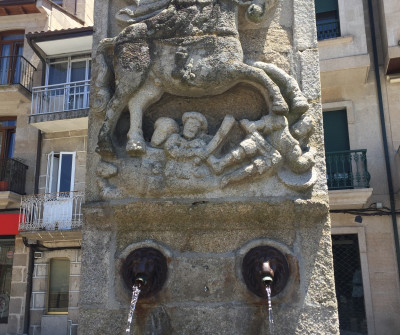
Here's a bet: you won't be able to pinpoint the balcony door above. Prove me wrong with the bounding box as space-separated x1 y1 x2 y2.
323 110 352 189
44 152 76 229
45 56 91 113
0 31 24 85
0 118 16 187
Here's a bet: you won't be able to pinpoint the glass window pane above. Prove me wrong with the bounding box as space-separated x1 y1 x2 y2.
1 34 24 41
0 121 16 127
0 132 3 159
48 62 68 85
7 132 14 158
0 238 15 323
58 154 73 193
0 45 11 85
70 61 86 82
48 259 70 313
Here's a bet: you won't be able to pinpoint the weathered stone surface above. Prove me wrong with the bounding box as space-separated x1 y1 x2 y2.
81 0 339 334
88 0 318 199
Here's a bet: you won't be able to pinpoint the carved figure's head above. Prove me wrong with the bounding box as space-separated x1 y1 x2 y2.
242 246 289 297
122 247 168 298
151 117 179 147
182 112 208 140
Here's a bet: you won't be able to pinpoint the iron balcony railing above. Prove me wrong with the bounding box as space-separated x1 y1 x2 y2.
317 19 341 40
31 80 90 115
0 158 28 195
0 55 36 92
19 191 84 232
326 150 370 190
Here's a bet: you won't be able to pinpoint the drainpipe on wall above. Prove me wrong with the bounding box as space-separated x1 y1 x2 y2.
34 130 42 194
22 238 35 335
367 0 400 284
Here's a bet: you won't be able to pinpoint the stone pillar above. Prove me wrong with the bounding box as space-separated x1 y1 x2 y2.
80 0 339 333
7 237 29 335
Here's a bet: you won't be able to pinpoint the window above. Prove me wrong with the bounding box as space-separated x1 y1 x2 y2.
48 258 70 314
0 118 16 160
0 31 24 85
315 0 340 40
46 55 91 86
323 110 354 189
45 55 91 111
52 0 63 6
43 152 76 229
45 152 76 194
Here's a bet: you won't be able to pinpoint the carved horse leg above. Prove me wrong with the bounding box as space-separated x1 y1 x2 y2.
96 93 131 157
126 79 164 156
223 62 290 115
250 61 309 114
267 126 315 174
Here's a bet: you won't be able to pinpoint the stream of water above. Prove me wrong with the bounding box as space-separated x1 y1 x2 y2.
125 285 141 335
266 285 274 334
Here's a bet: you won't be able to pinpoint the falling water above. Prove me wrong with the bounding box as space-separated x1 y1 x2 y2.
125 285 141 335
266 285 274 334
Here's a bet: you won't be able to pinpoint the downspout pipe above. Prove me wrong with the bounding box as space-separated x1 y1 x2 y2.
22 238 34 335
367 0 400 283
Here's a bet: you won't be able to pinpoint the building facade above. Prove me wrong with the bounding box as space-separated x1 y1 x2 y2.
0 0 399 334
0 0 92 334
317 0 400 333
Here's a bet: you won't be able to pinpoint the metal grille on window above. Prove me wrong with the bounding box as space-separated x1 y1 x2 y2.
332 234 368 335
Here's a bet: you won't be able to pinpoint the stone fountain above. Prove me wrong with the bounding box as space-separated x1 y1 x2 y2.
80 0 340 333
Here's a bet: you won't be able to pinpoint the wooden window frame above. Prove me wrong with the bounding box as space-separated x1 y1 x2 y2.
0 116 16 160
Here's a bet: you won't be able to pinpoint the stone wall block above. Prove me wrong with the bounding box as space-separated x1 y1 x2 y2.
299 49 322 100
79 229 113 306
34 264 48 278
33 292 46 309
293 0 318 51
8 297 23 315
12 253 29 267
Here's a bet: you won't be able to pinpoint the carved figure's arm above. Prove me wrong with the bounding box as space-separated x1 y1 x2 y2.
165 136 208 160
116 0 172 24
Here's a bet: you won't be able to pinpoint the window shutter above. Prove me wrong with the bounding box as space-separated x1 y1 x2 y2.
315 0 338 14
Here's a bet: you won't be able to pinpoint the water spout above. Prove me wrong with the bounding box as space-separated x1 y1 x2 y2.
265 284 274 334
125 284 141 335
261 262 275 334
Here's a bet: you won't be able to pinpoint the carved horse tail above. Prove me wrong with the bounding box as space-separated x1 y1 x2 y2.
92 38 116 113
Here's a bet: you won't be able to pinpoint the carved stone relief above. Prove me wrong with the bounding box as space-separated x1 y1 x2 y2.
92 0 317 198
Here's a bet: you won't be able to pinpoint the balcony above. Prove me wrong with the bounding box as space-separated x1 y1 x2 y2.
29 80 90 132
317 19 341 41
0 55 36 107
0 158 28 209
19 191 84 241
326 150 373 209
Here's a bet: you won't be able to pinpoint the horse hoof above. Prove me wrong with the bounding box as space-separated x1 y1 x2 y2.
126 139 147 156
292 96 309 114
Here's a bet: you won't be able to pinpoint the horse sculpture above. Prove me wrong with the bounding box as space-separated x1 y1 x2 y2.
94 0 309 157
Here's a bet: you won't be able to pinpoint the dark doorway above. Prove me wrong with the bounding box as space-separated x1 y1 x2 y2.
332 234 368 334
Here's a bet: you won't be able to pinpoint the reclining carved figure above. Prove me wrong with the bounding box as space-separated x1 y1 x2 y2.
94 0 309 158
